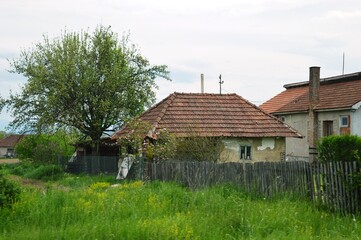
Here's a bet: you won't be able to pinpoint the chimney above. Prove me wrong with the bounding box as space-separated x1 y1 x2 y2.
201 73 204 93
308 66 320 163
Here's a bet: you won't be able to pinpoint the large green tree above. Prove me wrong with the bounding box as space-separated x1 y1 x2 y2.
5 26 170 152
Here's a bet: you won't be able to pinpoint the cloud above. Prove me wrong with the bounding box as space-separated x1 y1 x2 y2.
1 0 361 130
322 10 361 20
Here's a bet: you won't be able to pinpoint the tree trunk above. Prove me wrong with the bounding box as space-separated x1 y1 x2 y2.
91 140 100 174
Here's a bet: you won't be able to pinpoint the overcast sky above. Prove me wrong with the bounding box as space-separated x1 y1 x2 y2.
1 0 361 131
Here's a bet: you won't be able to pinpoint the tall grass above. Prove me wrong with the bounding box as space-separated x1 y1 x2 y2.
0 177 360 240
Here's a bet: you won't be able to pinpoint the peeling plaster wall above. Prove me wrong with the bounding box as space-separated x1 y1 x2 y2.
220 137 285 162
257 138 275 150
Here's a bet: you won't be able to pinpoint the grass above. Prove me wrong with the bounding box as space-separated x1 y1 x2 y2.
0 170 360 240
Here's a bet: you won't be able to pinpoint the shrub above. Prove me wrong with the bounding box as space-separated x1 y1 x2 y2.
117 119 225 162
318 135 361 163
0 173 21 208
146 129 177 161
15 130 76 164
318 135 361 196
24 165 64 181
174 136 224 162
6 162 38 177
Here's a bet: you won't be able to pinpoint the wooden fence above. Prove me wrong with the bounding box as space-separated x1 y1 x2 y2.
137 160 360 215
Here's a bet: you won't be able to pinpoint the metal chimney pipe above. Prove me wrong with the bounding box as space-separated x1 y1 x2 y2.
201 73 204 93
308 66 320 163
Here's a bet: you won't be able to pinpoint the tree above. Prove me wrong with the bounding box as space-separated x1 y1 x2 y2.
0 131 6 140
5 25 170 153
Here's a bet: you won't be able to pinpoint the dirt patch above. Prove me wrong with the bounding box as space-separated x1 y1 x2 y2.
8 175 48 190
0 159 20 164
8 175 69 191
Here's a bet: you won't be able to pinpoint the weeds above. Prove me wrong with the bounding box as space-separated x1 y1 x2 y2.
0 177 360 239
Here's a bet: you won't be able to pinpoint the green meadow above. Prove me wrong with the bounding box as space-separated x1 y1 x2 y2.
0 172 360 239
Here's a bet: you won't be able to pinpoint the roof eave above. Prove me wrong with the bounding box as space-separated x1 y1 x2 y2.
273 106 355 115
284 72 361 89
272 110 308 115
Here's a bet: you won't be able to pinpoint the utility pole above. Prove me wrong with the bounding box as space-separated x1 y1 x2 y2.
342 52 345 75
219 74 224 94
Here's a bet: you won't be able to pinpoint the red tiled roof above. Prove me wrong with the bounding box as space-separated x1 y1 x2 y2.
112 92 302 139
260 72 361 114
259 87 308 113
0 134 26 147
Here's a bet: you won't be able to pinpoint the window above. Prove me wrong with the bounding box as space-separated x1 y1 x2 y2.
323 121 333 137
240 145 252 160
340 116 349 127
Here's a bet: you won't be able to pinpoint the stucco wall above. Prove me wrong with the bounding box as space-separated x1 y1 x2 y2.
0 147 7 157
220 137 285 162
351 104 361 135
281 110 353 158
317 110 350 135
282 113 309 158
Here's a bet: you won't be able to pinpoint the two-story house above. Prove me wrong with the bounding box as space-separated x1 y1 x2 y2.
260 67 361 161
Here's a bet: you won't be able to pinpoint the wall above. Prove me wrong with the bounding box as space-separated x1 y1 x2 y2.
220 137 285 162
351 103 361 135
317 110 350 136
282 113 309 158
281 110 352 159
0 147 7 157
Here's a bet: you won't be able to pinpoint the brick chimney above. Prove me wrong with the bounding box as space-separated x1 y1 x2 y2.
308 66 320 163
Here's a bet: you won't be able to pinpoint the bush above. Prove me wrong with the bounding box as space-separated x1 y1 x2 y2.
318 135 361 195
5 162 38 177
24 165 64 181
174 136 224 162
0 173 21 208
318 135 361 163
15 130 76 164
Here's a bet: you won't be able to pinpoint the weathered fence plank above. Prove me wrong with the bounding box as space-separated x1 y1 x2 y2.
139 160 360 215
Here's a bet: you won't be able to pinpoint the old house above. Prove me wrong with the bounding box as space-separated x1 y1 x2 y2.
260 67 361 161
112 92 302 162
0 134 26 158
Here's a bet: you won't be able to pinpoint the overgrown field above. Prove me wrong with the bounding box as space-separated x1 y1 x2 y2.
0 165 360 239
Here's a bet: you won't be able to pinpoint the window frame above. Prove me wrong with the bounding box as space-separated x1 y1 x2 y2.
240 145 252 160
323 120 333 137
340 116 349 128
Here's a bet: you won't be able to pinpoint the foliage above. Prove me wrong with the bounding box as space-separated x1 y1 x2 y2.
0 173 21 209
0 162 65 181
146 129 177 161
15 130 76 164
0 179 360 239
318 135 361 197
318 135 361 163
117 120 177 161
24 164 64 181
174 135 225 162
118 120 224 162
117 119 154 157
0 131 6 140
5 25 170 147
0 162 36 176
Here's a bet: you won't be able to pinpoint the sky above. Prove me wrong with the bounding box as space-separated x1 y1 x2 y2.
1 0 361 132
